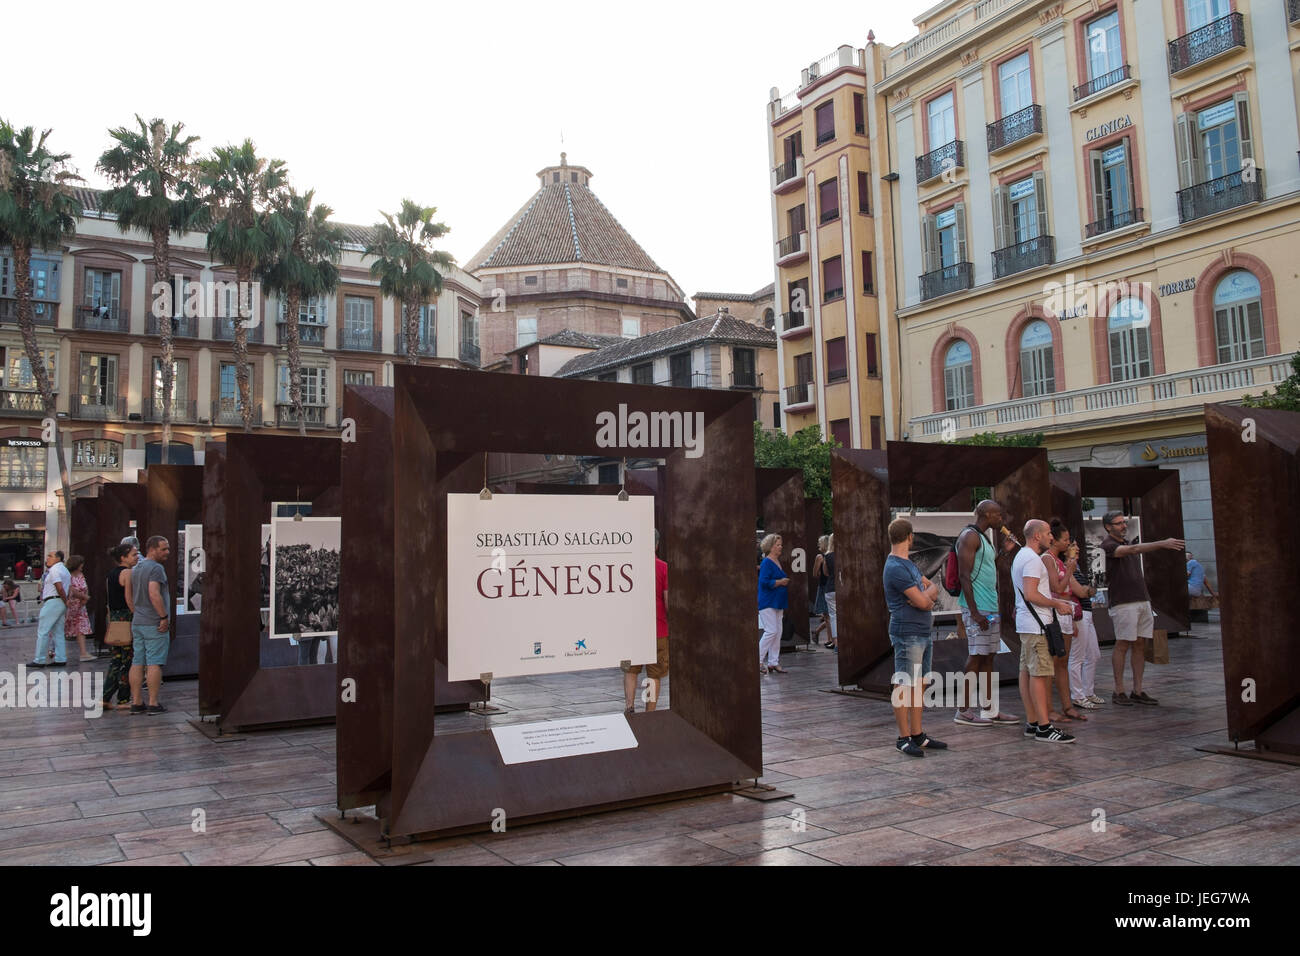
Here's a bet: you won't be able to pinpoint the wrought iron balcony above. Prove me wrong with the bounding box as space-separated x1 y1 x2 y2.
779 310 808 334
992 234 1055 279
0 389 49 416
277 320 325 345
71 395 127 421
775 232 808 264
0 298 57 326
1074 64 1131 102
1168 12 1246 75
772 157 803 192
276 403 328 429
1085 207 1144 238
146 314 199 338
662 371 711 389
74 305 128 332
819 205 840 224
395 333 437 357
730 370 763 390
823 284 844 303
1176 170 1262 223
339 329 379 352
916 140 964 185
460 341 481 366
986 105 1043 153
214 402 251 426
919 261 973 301
214 317 265 343
144 398 197 423
783 381 815 409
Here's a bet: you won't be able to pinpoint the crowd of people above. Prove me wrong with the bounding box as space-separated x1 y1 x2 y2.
756 500 1191 756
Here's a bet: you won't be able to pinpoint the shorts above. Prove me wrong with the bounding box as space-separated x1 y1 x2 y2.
961 608 1000 655
1019 632 1053 677
1109 601 1153 642
131 623 170 667
890 632 932 686
626 637 669 680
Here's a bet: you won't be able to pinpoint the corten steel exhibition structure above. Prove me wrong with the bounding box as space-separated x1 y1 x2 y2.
338 366 761 839
755 467 810 647
198 435 343 731
1205 403 1300 759
832 443 1051 693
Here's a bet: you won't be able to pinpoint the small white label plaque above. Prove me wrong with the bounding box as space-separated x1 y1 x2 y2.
491 714 638 765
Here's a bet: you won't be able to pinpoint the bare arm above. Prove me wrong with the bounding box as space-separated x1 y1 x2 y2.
147 580 168 621
1023 574 1072 614
121 568 135 614
1042 553 1066 592
956 529 984 622
904 579 939 611
1113 537 1185 558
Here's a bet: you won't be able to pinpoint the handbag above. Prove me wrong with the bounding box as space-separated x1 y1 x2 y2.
104 620 133 647
1018 586 1066 658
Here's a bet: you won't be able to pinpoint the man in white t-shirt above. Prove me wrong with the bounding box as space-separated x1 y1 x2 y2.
31 551 71 667
1012 520 1076 744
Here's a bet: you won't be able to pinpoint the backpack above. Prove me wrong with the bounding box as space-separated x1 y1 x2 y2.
942 524 981 596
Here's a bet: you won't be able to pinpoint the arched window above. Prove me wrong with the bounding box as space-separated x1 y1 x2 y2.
763 307 775 329
1213 270 1264 364
1108 296 1152 382
943 340 974 411
1019 319 1055 397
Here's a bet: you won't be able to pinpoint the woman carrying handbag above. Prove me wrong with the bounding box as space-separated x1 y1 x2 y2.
102 542 139 711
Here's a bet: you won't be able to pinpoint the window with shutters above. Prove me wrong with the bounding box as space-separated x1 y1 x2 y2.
920 205 971 299
218 362 254 416
943 341 974 411
822 257 844 302
343 296 375 349
998 52 1032 116
992 176 1052 277
794 352 814 385
853 94 866 134
927 91 956 148
787 278 809 316
733 348 756 388
869 416 882 450
857 171 870 214
819 179 839 223
152 357 190 412
815 102 835 145
85 268 121 317
1009 176 1040 243
6 350 56 391
279 294 326 324
783 131 803 164
1086 140 1138 235
278 365 326 405
861 251 874 295
826 338 847 382
830 418 851 449
79 354 117 407
1175 94 1256 221
787 203 807 236
622 317 640 338
1212 271 1266 364
936 209 958 268
0 445 45 490
1085 9 1123 81
669 352 692 388
865 333 879 377
343 369 374 387
1019 320 1056 397
1107 297 1152 382
1198 99 1241 182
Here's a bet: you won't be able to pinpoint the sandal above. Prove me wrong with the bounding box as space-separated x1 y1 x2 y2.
1050 711 1073 723
1063 708 1088 721
824 641 836 650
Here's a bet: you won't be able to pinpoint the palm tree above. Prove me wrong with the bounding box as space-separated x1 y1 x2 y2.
97 117 204 464
363 200 453 365
200 140 288 431
0 121 82 550
259 188 343 435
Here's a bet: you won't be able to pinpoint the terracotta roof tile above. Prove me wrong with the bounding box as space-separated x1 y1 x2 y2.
555 314 776 378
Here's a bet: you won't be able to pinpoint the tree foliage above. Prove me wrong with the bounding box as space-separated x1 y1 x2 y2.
753 423 835 531
1243 352 1300 412
363 199 453 365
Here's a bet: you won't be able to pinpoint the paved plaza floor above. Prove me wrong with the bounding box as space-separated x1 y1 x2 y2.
2 617 1297 866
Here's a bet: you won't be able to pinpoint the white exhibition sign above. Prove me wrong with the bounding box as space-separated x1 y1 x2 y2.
446 492 656 682
491 714 639 765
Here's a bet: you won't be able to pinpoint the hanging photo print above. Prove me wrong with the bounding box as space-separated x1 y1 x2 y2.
270 516 340 641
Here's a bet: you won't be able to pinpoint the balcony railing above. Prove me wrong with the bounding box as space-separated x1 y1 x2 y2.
395 333 437 357
819 206 840 224
71 395 127 421
460 341 481 366
276 403 328 429
783 381 815 408
146 314 199 338
214 403 251 426
992 235 1055 279
339 329 379 352
0 389 49 416
911 352 1295 439
662 372 711 389
1074 64 1132 102
277 320 325 346
1176 170 1262 224
772 156 803 191
730 371 763 390
214 317 265 343
1168 12 1246 75
0 299 57 326
916 140 964 185
1085 207 1145 239
919 261 973 301
986 105 1042 153
779 310 807 334
74 305 128 333
144 398 197 423
775 231 808 264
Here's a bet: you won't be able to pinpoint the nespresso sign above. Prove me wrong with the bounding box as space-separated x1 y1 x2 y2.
1086 114 1133 142
1 438 43 448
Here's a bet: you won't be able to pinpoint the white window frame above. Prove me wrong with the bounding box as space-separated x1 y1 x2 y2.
1019 321 1055 397
1086 9 1122 80
927 91 956 148
516 316 538 348
998 52 1032 116
1213 271 1265 364
278 365 327 406
943 340 974 411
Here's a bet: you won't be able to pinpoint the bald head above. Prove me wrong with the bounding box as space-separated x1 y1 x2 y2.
1023 518 1048 539
974 499 1004 529
1023 518 1051 553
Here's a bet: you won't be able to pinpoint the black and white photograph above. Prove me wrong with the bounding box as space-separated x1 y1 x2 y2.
270 516 340 640
182 523 204 613
271 501 314 519
260 523 272 613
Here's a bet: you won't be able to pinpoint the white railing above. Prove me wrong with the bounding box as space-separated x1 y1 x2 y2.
771 88 800 119
975 0 1016 20
903 14 964 62
805 46 856 84
908 352 1294 438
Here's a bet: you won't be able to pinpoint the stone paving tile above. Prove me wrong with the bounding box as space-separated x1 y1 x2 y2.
1023 821 1178 862
557 834 735 866
0 811 154 852
1186 784 1300 814
797 826 962 865
933 841 1091 865
688 814 837 855
1093 849 1204 866
115 815 291 860
711 845 836 866
184 829 354 866
986 790 1138 826
894 807 1055 849
0 835 126 866
309 850 381 866
1110 799 1254 837
1155 823 1300 866
1061 775 1206 808
141 793 294 828
105 853 192 866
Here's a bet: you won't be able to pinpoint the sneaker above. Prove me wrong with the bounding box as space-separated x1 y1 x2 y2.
896 737 925 757
47 661 66 667
146 704 167 715
1131 691 1159 706
1112 692 1134 706
953 710 993 726
988 712 1021 724
1035 724 1076 744
129 704 147 715
1024 722 1038 738
913 733 947 750
1087 694 1105 705
27 660 47 668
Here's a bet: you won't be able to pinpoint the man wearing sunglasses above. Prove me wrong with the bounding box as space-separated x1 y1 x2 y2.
1100 512 1184 706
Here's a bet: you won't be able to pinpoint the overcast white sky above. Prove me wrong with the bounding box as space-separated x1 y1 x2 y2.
8 0 929 302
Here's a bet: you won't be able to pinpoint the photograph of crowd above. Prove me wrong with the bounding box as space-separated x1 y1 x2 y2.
183 523 204 613
270 516 340 640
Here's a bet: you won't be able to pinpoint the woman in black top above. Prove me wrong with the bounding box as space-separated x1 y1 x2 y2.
810 535 830 645
102 542 138 710
823 534 838 650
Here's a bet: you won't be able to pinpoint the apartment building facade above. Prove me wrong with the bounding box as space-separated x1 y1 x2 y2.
879 0 1300 583
0 188 480 555
767 44 898 453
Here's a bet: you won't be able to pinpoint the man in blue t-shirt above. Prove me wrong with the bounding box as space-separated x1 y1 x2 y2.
883 517 947 757
1186 553 1215 598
